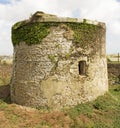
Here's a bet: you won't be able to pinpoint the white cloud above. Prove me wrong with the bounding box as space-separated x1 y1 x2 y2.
0 0 120 55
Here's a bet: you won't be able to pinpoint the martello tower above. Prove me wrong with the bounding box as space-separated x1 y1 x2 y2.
11 11 108 109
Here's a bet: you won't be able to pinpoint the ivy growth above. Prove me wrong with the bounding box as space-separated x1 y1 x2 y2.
66 22 102 48
12 22 51 46
12 21 102 48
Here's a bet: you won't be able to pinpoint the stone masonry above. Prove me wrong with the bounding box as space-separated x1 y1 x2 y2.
11 11 108 109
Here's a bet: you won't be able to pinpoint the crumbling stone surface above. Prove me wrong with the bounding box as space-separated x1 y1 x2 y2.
11 12 108 109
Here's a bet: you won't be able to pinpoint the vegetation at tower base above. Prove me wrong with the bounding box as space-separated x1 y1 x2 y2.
0 85 120 128
12 21 102 48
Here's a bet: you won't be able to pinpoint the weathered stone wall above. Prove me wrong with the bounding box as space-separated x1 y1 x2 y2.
11 12 108 109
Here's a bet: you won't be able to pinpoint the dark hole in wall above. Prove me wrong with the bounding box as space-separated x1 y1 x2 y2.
78 61 86 75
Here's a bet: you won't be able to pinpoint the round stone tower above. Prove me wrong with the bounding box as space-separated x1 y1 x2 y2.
11 11 108 109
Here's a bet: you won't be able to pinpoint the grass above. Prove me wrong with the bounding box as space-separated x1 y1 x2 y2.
108 61 120 64
0 85 119 128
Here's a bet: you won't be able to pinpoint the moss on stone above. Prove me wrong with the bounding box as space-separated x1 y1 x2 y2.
12 22 51 46
48 55 56 63
12 21 102 48
66 22 102 48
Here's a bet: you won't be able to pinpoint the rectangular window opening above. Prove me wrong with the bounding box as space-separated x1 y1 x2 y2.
78 60 86 75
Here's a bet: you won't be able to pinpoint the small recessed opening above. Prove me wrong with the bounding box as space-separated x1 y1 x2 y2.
78 60 86 75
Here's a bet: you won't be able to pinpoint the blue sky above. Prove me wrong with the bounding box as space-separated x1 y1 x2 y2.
0 0 20 4
0 0 10 4
0 0 120 55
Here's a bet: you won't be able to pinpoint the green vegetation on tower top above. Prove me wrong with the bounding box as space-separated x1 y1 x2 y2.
12 22 51 46
12 21 103 47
